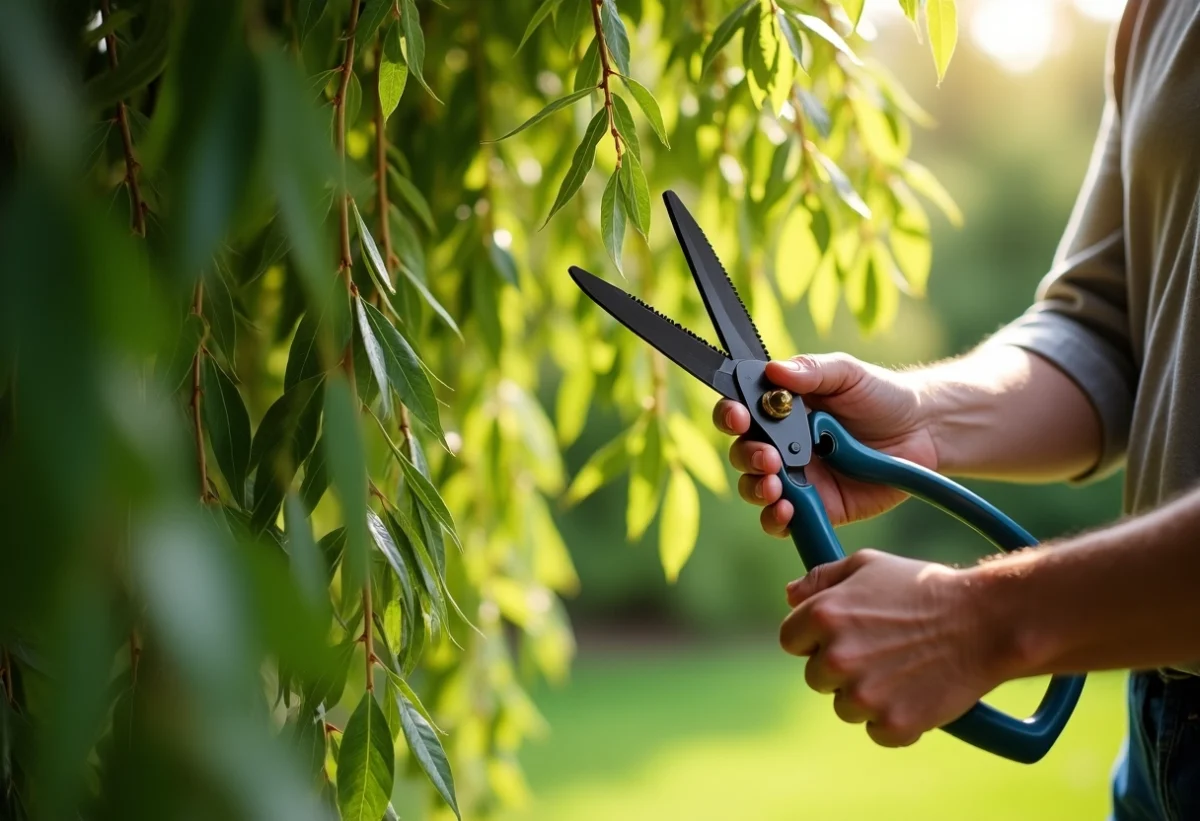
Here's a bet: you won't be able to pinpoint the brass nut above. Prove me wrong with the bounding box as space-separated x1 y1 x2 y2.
760 389 793 419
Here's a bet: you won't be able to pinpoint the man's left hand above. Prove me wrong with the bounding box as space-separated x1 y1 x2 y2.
780 549 1009 748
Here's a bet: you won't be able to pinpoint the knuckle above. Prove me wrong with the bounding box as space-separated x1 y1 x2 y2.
846 683 881 715
822 647 855 677
807 600 841 632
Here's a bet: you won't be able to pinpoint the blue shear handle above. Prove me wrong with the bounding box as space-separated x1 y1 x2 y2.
776 411 1085 765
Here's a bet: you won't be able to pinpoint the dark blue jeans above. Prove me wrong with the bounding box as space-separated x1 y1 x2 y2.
1110 672 1200 820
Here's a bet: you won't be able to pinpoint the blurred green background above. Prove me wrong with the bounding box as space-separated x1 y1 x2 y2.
494 1 1129 818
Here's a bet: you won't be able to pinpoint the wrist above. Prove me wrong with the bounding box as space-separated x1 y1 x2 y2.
960 557 1057 681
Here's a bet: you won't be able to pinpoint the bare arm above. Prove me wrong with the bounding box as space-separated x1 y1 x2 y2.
918 344 1103 482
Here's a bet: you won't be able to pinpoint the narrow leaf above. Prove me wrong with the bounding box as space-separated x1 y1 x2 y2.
618 150 651 237
600 169 626 275
378 20 408 124
202 357 251 505
544 108 607 226
600 0 631 75
619 75 669 147
490 87 594 142
337 693 395 821
659 467 699 582
357 0 397 46
517 0 564 52
702 0 755 74
394 444 457 541
610 93 641 160
901 159 962 226
666 413 729 495
575 37 601 91
391 241 462 336
386 166 435 233
840 0 865 29
401 0 441 102
360 301 446 444
353 200 394 293
627 414 664 540
566 429 631 505
383 667 441 733
777 10 806 68
792 11 862 65
813 150 871 219
927 0 957 83
285 494 326 610
323 375 369 590
398 693 460 818
355 296 393 418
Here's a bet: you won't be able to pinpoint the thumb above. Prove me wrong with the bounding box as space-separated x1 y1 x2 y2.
785 555 860 607
765 354 865 398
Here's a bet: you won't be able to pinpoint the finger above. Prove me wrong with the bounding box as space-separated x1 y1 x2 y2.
866 720 921 749
760 499 793 537
784 555 862 607
712 400 750 435
738 473 782 506
728 439 782 475
803 650 846 695
764 354 865 397
833 690 873 724
779 599 822 657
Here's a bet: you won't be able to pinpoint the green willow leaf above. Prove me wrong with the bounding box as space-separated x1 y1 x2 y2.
702 0 755 74
488 242 519 287
490 87 594 142
900 159 963 226
394 445 457 543
813 150 871 219
386 166 434 233
300 437 329 511
401 0 441 102
840 0 865 29
618 150 651 237
666 413 729 495
600 0 631 76
323 375 369 590
659 467 699 583
378 21 408 124
389 233 461 336
544 108 608 226
398 692 460 818
627 414 664 540
357 0 397 46
359 300 446 444
296 0 329 44
575 37 602 91
285 312 321 389
250 375 325 532
926 0 958 84
898 0 919 23
202 357 251 506
517 0 564 52
792 12 862 66
619 75 669 147
285 493 325 610
776 10 806 69
160 313 206 395
383 667 441 733
203 266 238 368
369 509 418 626
352 200 394 294
600 169 626 275
355 296 393 418
405 436 445 574
337 693 395 821
565 428 631 505
85 0 171 107
345 70 362 128
610 93 641 161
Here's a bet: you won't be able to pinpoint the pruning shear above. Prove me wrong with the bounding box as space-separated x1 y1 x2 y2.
568 190 1084 764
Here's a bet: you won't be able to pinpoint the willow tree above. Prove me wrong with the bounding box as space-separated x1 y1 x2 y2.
0 0 958 818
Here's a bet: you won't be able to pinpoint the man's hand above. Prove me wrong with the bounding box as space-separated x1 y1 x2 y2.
779 550 1007 747
713 353 938 535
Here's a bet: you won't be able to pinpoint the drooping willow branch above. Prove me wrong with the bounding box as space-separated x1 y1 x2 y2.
100 0 146 237
189 281 211 503
589 0 625 167
373 43 396 274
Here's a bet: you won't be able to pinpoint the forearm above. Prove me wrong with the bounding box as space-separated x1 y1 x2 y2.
973 486 1200 676
912 344 1102 482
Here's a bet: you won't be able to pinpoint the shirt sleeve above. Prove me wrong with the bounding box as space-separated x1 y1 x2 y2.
985 96 1138 481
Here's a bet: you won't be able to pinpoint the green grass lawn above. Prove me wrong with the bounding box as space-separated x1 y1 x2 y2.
499 642 1127 821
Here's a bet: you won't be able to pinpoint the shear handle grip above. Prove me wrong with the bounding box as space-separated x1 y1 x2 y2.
777 411 1085 764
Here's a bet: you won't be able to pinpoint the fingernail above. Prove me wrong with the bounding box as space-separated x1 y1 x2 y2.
723 409 736 430
754 480 764 499
775 359 803 372
751 451 765 471
786 579 801 593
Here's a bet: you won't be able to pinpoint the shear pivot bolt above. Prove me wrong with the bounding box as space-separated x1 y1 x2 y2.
760 389 794 419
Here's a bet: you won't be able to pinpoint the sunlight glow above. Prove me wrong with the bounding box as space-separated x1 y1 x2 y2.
970 0 1057 73
1074 0 1127 22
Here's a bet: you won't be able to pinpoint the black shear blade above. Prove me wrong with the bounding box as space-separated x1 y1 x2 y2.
569 266 738 400
663 191 769 362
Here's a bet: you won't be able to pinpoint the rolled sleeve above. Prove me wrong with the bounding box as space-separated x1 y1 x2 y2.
984 98 1137 482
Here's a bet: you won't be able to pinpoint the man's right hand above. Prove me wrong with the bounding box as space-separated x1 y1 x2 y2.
713 353 939 537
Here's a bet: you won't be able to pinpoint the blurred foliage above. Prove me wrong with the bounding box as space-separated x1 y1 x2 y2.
0 0 955 817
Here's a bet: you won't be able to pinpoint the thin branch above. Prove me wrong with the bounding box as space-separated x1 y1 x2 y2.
589 0 624 167
335 0 365 280
101 0 146 237
189 280 212 503
362 580 375 691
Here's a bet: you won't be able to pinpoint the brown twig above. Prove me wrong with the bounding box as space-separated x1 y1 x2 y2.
188 281 212 503
589 0 624 167
101 0 146 237
335 0 364 281
362 579 376 691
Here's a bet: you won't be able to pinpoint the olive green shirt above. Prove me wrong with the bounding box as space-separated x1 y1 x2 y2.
987 2 1199 672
